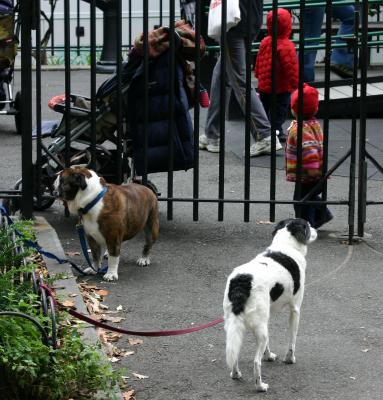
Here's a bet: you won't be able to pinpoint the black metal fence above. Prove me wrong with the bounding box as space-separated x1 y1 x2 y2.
4 0 383 243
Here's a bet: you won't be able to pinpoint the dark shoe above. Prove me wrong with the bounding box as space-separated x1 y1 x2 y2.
278 133 287 143
330 64 353 79
313 209 333 229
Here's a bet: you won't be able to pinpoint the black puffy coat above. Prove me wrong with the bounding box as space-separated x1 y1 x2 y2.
128 50 194 175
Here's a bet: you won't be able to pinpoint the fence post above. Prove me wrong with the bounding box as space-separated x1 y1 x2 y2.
20 0 34 219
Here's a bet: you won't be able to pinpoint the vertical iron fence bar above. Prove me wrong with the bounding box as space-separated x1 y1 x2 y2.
218 0 227 221
167 0 175 220
269 0 278 222
64 0 71 166
357 0 369 237
50 0 54 56
322 0 332 225
35 0 42 208
295 0 305 218
243 0 251 222
348 2 360 244
159 0 163 26
142 0 149 185
20 0 33 218
116 0 123 183
129 0 132 48
77 0 81 56
193 0 201 221
90 0 97 168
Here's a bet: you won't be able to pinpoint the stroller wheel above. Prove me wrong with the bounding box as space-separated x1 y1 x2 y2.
133 178 160 198
14 91 21 135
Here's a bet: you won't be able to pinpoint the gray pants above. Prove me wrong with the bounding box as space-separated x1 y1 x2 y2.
205 30 271 142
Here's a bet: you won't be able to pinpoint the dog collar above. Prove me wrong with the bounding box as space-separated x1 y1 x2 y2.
79 186 108 216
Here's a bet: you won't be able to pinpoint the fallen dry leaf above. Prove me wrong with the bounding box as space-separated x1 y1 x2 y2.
116 305 123 311
132 372 149 380
66 251 81 257
109 357 120 363
100 315 125 323
129 338 144 346
106 332 123 342
122 389 136 400
123 350 135 357
95 289 109 297
61 300 76 309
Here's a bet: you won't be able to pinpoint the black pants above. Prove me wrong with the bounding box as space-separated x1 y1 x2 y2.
259 91 291 137
294 182 332 228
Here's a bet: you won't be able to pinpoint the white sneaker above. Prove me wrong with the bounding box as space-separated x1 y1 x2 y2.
249 136 282 157
199 134 220 153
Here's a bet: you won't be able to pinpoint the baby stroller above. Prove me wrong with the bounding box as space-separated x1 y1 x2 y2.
8 20 205 212
0 0 21 133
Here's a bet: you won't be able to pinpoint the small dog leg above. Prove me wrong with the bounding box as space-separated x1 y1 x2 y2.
264 342 277 362
103 255 119 281
284 306 300 364
137 221 157 267
253 326 269 392
86 236 105 274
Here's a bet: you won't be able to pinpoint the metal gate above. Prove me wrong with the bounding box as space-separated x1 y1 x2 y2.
2 0 382 243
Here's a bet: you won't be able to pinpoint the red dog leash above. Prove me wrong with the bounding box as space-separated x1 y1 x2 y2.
69 309 224 337
40 283 224 337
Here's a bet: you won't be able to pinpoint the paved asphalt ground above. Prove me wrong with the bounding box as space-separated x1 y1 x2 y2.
1 70 383 399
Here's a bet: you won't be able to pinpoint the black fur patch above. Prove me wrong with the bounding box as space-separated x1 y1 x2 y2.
228 274 253 315
286 218 310 244
270 283 284 301
265 250 300 294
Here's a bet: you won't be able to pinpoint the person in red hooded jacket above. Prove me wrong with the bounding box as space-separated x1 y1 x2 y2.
255 8 298 142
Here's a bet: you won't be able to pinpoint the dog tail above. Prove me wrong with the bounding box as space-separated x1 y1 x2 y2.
225 315 246 370
228 273 253 315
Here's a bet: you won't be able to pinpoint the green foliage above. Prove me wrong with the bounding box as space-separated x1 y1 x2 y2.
0 221 121 399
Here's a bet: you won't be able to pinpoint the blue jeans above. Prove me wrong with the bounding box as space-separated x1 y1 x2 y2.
303 6 355 83
205 29 271 141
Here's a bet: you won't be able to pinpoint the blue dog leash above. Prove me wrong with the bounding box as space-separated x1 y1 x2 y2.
1 194 108 276
76 186 109 275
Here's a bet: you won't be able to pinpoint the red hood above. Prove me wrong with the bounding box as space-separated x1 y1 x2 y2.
266 8 292 39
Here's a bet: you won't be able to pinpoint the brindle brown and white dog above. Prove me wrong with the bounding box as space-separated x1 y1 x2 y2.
54 167 159 281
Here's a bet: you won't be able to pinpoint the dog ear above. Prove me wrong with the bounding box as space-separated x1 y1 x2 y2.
76 173 88 190
287 219 308 244
272 218 293 237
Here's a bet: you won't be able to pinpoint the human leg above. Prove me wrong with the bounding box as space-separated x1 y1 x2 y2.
225 30 272 141
274 92 291 141
303 7 325 83
330 5 355 78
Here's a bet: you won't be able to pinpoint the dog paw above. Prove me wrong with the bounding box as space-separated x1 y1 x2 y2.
103 272 118 281
230 370 242 379
255 382 269 392
264 352 277 362
284 350 296 364
136 257 151 267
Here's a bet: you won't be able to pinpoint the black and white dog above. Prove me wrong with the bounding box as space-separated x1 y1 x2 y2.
223 218 317 392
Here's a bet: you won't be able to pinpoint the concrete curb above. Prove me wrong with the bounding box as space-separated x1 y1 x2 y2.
34 216 123 400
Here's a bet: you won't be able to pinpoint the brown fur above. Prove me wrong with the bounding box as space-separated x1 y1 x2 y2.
99 183 159 257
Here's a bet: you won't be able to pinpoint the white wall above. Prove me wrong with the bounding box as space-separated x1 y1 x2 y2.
40 0 181 48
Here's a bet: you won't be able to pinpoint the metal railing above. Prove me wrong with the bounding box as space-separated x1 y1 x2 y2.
5 0 383 243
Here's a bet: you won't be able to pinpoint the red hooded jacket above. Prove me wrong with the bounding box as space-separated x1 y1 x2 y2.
255 8 298 94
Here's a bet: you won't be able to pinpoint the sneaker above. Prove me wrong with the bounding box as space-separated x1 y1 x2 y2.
276 130 287 143
199 134 220 153
313 209 333 229
249 135 282 157
330 64 353 79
